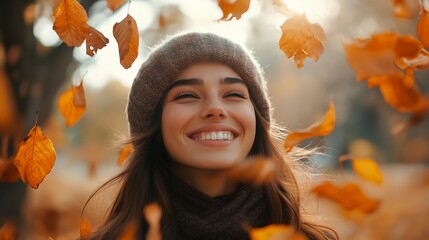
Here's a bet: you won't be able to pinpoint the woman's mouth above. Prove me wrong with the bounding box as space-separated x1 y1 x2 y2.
190 131 235 141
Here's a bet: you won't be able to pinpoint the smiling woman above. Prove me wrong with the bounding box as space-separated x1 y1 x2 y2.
81 32 338 240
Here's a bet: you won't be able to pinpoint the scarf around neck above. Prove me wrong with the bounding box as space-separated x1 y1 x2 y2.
163 175 270 240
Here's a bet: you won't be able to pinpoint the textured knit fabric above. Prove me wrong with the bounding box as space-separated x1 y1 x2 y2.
127 32 271 135
163 175 270 240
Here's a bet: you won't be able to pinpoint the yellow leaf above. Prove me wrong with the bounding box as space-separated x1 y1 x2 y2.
113 14 139 69
86 26 109 57
279 14 326 68
58 80 86 127
118 143 134 165
107 0 126 12
250 224 306 240
13 122 56 189
418 7 429 48
352 158 383 185
284 100 335 152
53 0 89 47
80 218 92 240
217 0 250 21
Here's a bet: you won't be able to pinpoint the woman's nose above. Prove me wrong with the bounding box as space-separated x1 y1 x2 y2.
201 101 226 119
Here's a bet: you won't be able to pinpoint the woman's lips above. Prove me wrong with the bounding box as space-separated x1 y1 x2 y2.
190 131 235 141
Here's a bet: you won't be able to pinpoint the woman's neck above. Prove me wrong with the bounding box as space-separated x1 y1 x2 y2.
171 163 238 197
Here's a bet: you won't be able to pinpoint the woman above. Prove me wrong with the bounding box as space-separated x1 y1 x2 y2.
84 32 337 240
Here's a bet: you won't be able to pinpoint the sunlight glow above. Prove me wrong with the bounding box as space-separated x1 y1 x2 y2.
280 0 340 27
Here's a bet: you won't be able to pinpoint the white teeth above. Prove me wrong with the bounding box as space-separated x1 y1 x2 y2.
192 131 234 141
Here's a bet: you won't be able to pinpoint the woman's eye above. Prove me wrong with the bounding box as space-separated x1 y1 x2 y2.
224 91 247 99
173 91 199 100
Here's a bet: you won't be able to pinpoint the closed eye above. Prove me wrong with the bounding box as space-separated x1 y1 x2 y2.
173 91 200 100
224 90 247 99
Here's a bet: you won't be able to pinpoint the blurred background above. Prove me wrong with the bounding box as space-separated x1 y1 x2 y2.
1 0 428 239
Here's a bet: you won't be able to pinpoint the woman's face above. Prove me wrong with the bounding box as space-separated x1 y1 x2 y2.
162 63 256 170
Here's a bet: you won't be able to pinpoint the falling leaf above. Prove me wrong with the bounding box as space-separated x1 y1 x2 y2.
13 114 56 189
143 202 162 240
225 156 275 185
119 219 137 240
417 7 429 48
53 0 89 47
58 80 86 127
107 0 126 12
118 143 134 165
394 35 421 58
217 0 250 21
395 48 429 71
80 218 92 240
113 14 139 69
249 224 306 240
272 0 297 16
391 0 421 19
284 100 335 152
279 14 327 68
86 26 109 57
312 181 380 213
0 221 17 240
352 158 383 185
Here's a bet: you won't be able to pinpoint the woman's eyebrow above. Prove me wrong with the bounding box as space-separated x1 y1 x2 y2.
168 78 203 91
221 77 246 85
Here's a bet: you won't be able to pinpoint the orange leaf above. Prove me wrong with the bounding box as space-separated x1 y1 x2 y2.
312 181 380 213
86 26 109 57
80 218 92 240
352 158 383 185
119 219 137 240
53 0 89 47
249 224 306 240
13 118 56 189
0 159 20 183
394 35 421 58
118 143 134 165
391 0 421 19
0 221 17 240
107 0 126 12
143 202 162 240
284 100 335 152
395 48 429 71
217 0 250 21
58 80 86 127
113 14 139 69
225 156 275 185
418 7 429 48
279 14 326 69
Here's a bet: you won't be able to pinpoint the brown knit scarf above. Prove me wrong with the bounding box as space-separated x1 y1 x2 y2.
162 175 270 240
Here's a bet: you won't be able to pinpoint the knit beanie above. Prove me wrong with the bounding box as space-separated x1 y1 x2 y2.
127 32 271 135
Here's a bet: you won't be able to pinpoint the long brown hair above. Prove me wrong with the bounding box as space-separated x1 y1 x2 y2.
82 87 338 240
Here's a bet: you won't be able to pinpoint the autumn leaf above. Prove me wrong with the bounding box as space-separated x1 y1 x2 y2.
58 80 86 127
86 26 109 57
119 219 137 240
217 0 250 21
249 224 306 240
279 14 327 68
395 48 429 71
53 0 89 47
284 100 335 152
118 143 134 165
417 7 429 48
113 14 139 69
0 221 17 240
80 218 92 240
107 0 126 12
13 114 56 189
391 0 421 19
143 202 162 240
225 156 275 185
352 158 383 185
394 35 421 59
312 181 380 213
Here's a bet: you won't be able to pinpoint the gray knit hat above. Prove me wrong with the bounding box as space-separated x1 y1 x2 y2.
127 32 271 135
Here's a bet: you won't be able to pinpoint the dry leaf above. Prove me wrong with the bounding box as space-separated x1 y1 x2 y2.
119 219 137 240
107 0 126 12
417 7 429 48
312 181 380 214
352 158 383 185
284 100 335 152
217 0 250 21
118 143 134 165
395 48 429 71
13 116 56 189
58 80 86 127
391 0 421 19
86 26 109 57
80 218 92 240
279 14 327 68
249 224 306 240
225 156 275 185
143 202 162 240
53 0 89 47
113 14 139 69
0 221 17 240
394 35 421 58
